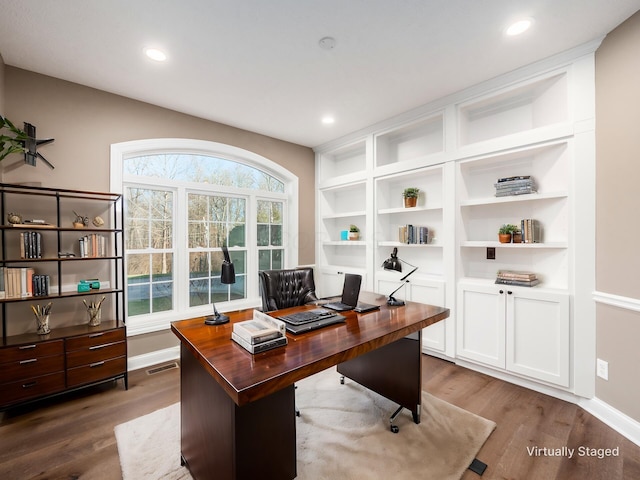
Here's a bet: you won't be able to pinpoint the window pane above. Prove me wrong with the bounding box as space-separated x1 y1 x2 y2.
257 225 269 246
188 222 207 248
272 249 283 269
229 224 245 247
271 225 282 246
128 284 150 316
190 252 210 278
151 253 173 281
189 279 209 307
259 250 270 270
127 254 150 279
152 283 173 312
125 154 284 192
151 220 172 249
126 219 148 250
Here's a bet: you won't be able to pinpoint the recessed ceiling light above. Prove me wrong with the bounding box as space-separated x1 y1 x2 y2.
144 48 167 62
321 116 335 125
318 37 336 50
505 18 533 36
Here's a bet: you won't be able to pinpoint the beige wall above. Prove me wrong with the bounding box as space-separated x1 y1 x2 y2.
595 11 640 421
0 53 5 114
2 67 315 359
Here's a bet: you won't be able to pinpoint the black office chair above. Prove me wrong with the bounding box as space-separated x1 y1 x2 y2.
258 267 319 312
258 267 319 417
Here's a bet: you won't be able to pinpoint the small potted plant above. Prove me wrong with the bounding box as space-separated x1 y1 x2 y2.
402 187 420 208
348 224 360 240
498 224 519 243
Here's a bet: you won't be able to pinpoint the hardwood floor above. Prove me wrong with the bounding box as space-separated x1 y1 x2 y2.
0 355 639 479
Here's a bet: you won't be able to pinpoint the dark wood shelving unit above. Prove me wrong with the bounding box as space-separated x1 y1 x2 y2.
0 183 127 409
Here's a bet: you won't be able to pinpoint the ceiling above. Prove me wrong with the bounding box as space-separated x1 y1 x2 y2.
0 1 638 148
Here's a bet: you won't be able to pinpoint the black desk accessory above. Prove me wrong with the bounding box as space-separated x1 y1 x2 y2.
382 247 418 306
205 246 236 325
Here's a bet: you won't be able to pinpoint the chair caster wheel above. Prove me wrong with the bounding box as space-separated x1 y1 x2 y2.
340 376 345 385
390 425 399 434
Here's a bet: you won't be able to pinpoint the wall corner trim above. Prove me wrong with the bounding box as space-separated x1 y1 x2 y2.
593 290 640 312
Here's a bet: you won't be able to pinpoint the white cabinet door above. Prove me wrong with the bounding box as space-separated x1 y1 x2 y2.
456 284 506 368
506 289 570 387
410 281 447 354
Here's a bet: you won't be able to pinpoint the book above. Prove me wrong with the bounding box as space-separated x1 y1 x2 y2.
232 331 288 353
495 278 540 287
497 270 537 280
233 315 284 344
253 309 287 335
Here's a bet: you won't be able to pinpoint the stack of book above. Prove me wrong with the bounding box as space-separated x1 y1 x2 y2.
232 310 288 354
398 224 429 244
494 175 536 197
0 267 51 299
495 270 540 287
520 219 541 243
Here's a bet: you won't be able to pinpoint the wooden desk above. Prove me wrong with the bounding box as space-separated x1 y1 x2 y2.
171 292 449 480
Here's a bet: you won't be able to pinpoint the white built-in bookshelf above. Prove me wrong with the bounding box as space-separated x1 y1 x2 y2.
315 42 599 397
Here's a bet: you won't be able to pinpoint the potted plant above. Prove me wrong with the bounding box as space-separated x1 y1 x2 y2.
0 116 28 162
402 187 420 208
498 224 518 243
348 224 360 240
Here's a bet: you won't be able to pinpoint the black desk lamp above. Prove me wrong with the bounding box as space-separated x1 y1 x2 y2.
204 246 236 325
382 247 418 306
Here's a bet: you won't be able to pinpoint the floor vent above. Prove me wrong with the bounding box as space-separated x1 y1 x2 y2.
146 362 179 375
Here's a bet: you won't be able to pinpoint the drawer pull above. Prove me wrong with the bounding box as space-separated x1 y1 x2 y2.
19 358 38 365
88 333 105 338
89 344 107 351
18 344 37 350
22 381 37 389
90 361 105 368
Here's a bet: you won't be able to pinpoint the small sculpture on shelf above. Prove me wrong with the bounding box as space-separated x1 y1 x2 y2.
73 211 89 228
7 212 22 224
92 215 105 227
402 187 420 208
32 303 52 335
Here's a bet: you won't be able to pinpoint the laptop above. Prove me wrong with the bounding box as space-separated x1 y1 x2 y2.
323 273 363 312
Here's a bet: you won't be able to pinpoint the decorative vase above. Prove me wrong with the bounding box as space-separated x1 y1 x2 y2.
348 232 359 240
498 233 512 243
404 197 417 208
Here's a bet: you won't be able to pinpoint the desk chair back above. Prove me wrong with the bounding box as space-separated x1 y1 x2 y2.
258 268 319 312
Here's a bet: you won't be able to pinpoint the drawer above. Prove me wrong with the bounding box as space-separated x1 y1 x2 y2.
66 341 126 368
0 354 64 384
66 355 126 388
0 340 64 364
0 372 66 407
65 328 125 351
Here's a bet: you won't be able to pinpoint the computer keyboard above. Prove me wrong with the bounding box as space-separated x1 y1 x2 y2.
277 308 333 325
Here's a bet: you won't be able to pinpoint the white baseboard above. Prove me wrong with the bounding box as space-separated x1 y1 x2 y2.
581 397 640 447
128 346 180 372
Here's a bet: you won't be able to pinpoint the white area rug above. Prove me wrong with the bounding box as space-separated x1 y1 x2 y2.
116 368 495 479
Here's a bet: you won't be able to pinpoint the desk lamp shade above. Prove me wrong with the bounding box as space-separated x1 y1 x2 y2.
205 246 236 325
382 247 402 273
382 247 418 306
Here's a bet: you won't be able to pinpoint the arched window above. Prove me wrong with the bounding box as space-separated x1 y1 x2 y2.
111 139 298 335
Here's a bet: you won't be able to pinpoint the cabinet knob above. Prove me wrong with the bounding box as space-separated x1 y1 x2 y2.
499 290 504 294
507 290 513 295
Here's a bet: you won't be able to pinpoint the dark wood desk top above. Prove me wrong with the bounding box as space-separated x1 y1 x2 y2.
171 292 449 406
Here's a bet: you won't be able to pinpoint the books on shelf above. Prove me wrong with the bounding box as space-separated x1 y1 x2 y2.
520 219 541 243
495 270 539 287
20 231 43 259
79 234 108 258
232 310 287 353
494 175 536 197
398 225 429 244
0 267 51 299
